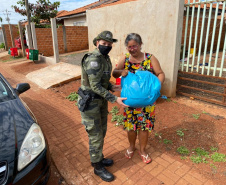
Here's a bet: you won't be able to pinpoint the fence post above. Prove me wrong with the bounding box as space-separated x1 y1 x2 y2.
1 25 8 50
25 24 33 49
31 22 38 50
62 25 67 52
18 22 26 57
51 18 59 63
9 24 15 48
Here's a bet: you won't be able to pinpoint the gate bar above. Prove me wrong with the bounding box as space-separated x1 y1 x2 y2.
213 1 226 76
181 0 190 71
197 0 207 73
185 0 226 6
207 2 219 75
186 0 195 72
191 0 201 72
202 1 213 74
219 31 226 77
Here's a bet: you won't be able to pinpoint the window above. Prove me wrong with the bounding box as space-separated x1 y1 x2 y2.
73 21 86 26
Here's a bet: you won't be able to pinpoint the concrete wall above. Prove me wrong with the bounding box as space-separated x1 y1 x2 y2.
87 0 184 97
64 15 87 26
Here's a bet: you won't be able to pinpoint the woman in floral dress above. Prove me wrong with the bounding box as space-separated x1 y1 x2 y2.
113 33 165 164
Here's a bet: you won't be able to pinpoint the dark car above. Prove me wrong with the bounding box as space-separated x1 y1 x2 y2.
0 73 50 185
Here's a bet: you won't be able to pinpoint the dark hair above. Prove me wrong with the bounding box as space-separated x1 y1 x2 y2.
125 33 143 46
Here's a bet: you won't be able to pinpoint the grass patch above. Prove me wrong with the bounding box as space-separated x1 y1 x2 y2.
177 146 190 156
66 92 79 105
192 114 200 119
163 139 172 145
211 152 226 162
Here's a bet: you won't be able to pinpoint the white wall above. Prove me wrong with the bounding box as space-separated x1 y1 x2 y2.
87 0 184 97
64 15 87 26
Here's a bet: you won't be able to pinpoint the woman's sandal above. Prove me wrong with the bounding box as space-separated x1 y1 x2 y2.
139 152 152 164
125 149 135 159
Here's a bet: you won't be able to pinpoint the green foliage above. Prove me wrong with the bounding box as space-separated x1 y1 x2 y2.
110 106 123 126
66 92 78 101
180 156 187 160
177 129 185 137
211 152 226 162
0 17 2 22
154 132 162 138
0 43 5 49
110 106 119 115
177 146 190 156
192 148 209 156
192 114 200 119
210 147 218 152
163 139 172 145
12 0 60 24
166 98 171 102
210 163 217 169
190 155 209 164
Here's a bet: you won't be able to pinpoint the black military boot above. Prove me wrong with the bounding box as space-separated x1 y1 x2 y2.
101 158 114 167
91 158 114 167
92 162 114 182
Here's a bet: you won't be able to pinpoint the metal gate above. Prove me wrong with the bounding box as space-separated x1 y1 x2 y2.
177 0 226 106
0 30 4 44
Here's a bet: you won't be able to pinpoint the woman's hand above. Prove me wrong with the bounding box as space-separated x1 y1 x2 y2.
116 97 129 108
121 69 129 77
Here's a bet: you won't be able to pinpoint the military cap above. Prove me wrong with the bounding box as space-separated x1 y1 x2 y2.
93 31 118 46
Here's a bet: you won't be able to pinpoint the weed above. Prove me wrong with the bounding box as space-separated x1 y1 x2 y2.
163 139 172 145
210 163 217 170
154 132 162 139
177 146 190 156
66 92 78 101
202 111 208 114
173 100 177 103
177 129 184 137
180 156 187 160
166 98 171 102
210 147 218 152
0 43 5 48
192 114 200 119
110 106 119 115
211 152 226 162
193 148 209 156
190 155 202 164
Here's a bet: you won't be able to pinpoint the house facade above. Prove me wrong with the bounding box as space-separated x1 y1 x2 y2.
56 0 137 26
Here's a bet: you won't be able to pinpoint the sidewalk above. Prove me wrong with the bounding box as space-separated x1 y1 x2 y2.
0 58 219 185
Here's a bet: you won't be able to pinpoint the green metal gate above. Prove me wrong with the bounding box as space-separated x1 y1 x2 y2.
177 0 226 106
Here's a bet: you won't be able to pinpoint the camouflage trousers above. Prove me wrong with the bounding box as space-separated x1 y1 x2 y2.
80 98 108 163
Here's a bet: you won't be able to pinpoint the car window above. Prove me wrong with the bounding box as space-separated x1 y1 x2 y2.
0 80 15 102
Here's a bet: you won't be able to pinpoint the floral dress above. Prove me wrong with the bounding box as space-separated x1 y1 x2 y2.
123 53 156 132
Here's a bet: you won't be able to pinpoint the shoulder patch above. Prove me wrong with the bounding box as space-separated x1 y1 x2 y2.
90 61 99 68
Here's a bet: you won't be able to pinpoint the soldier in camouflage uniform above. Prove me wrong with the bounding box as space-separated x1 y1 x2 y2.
78 31 128 182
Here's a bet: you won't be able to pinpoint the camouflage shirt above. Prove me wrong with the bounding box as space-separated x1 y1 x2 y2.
81 48 117 103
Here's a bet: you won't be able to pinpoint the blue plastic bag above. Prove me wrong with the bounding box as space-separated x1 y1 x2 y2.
121 70 161 108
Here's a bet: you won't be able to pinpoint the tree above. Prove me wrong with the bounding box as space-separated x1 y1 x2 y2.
0 17 2 22
12 0 60 24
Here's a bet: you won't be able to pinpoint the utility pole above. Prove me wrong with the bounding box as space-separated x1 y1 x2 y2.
25 0 33 48
3 9 11 24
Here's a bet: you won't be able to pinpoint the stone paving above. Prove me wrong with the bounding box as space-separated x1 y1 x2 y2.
0 58 215 185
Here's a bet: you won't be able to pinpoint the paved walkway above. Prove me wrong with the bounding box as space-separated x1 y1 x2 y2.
0 59 215 185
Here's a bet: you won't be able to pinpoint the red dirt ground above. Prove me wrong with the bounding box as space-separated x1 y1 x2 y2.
10 61 226 184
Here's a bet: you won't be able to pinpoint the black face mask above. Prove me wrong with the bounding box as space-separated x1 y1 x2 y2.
98 45 112 55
